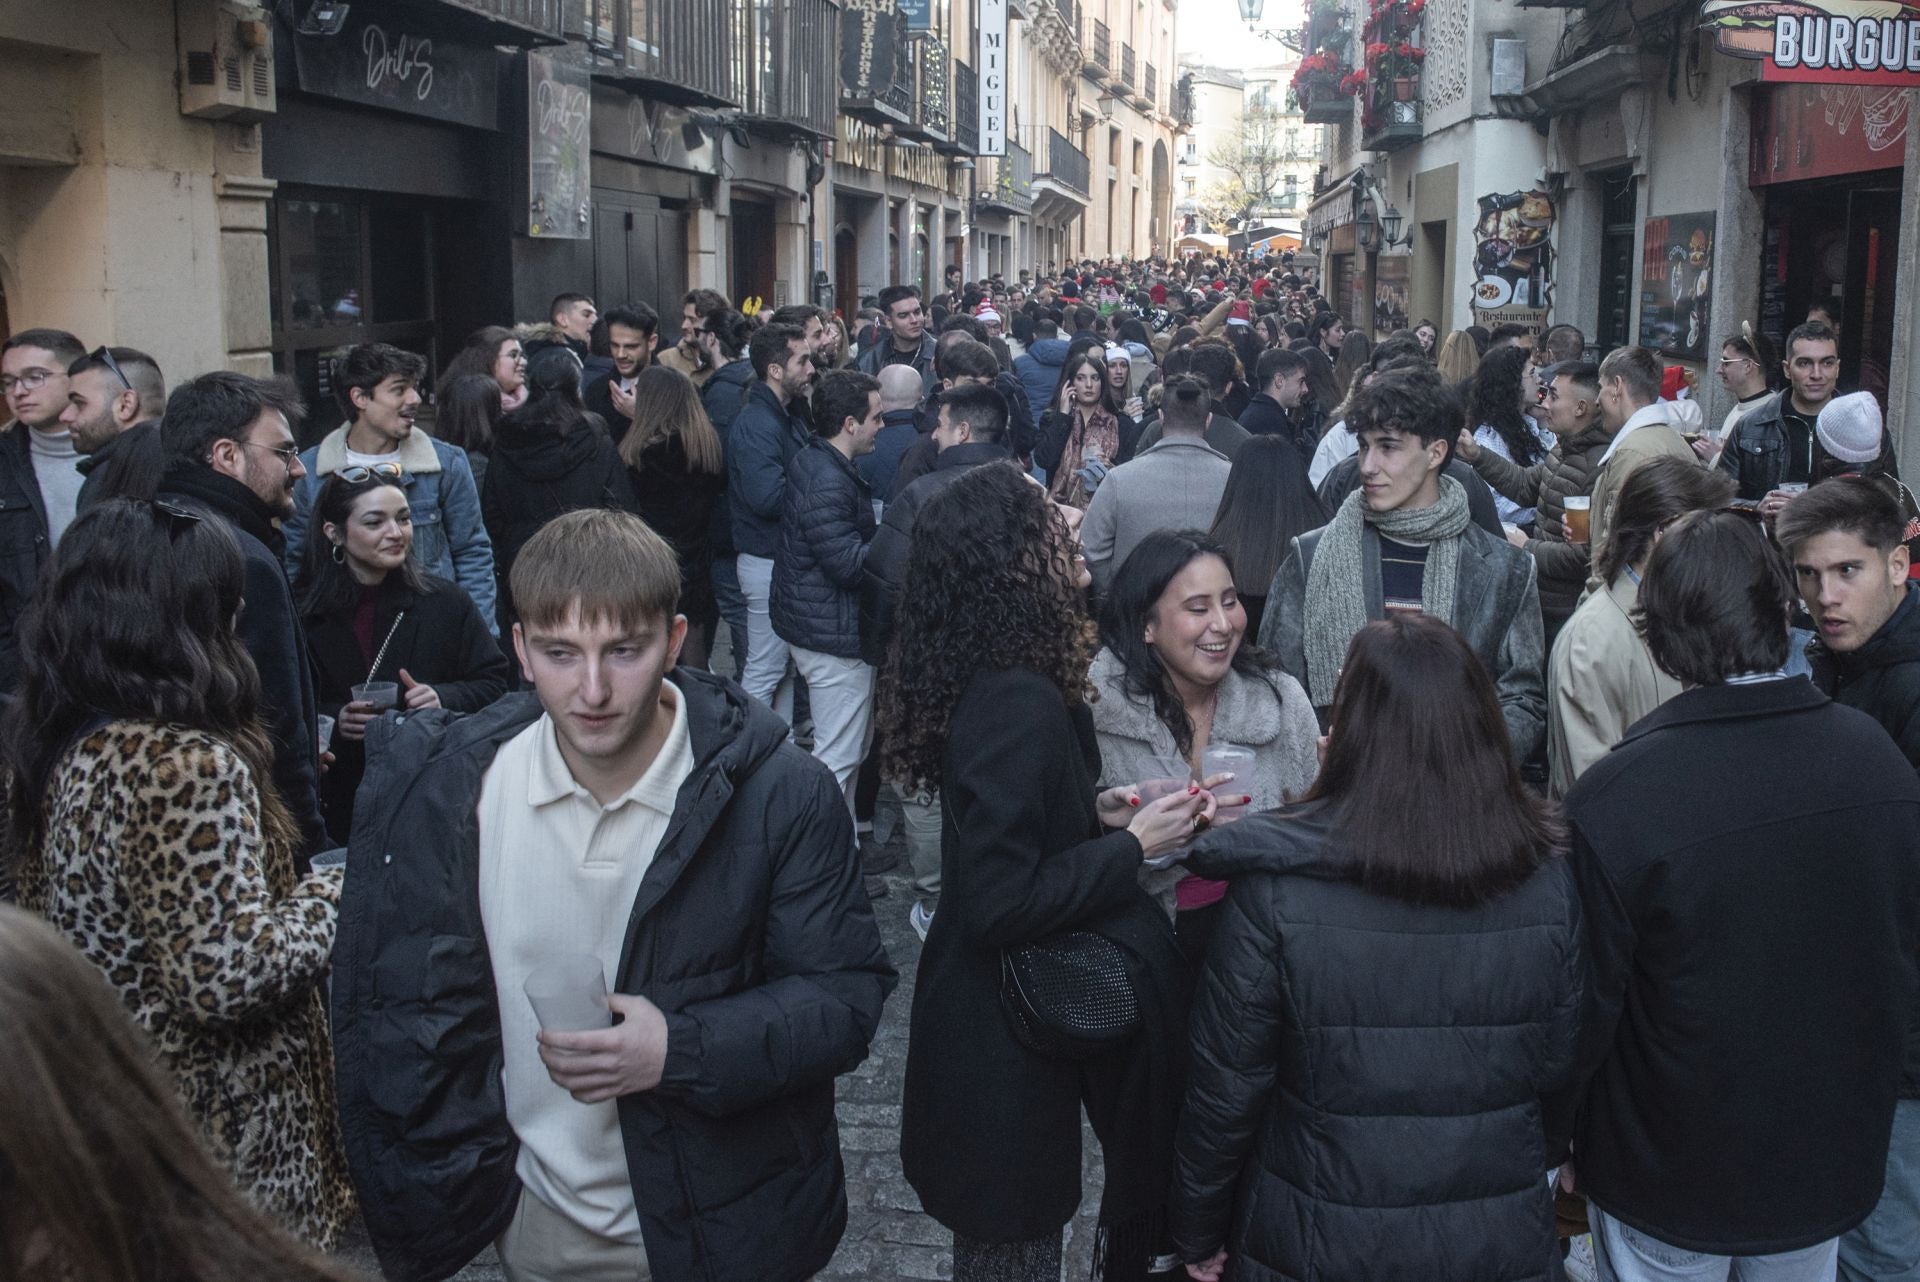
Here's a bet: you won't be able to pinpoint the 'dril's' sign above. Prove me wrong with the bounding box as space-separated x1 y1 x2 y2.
1705 0 1920 83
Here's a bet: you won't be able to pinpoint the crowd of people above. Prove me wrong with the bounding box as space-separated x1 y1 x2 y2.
2 246 1919 1282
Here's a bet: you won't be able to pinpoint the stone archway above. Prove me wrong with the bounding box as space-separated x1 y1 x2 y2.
1150 140 1172 258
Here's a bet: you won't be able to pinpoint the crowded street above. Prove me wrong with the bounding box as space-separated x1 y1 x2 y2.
8 2 1920 1282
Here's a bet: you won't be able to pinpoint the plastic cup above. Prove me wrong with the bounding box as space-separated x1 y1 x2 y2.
1563 495 1591 546
1203 743 1257 824
316 714 335 754
1779 481 1809 495
1135 754 1193 805
523 954 610 1033
351 681 399 711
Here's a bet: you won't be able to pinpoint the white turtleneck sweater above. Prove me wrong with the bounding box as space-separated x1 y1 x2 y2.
29 427 83 547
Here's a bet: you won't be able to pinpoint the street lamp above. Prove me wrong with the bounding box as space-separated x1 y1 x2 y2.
1381 203 1404 246
1238 0 1263 21
1356 201 1380 254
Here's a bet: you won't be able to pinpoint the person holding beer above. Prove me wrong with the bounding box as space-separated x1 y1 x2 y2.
1545 456 1735 795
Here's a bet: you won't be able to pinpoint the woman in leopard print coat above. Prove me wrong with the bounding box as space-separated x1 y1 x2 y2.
5 499 354 1249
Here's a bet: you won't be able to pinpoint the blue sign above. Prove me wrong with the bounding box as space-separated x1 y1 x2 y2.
899 0 932 31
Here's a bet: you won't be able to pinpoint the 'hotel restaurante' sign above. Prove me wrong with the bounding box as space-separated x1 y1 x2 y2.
1705 0 1920 82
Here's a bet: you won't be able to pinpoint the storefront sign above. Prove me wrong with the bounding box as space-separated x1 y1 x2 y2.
526 52 591 238
587 86 718 173
1640 212 1716 359
899 0 933 30
292 9 500 130
1469 189 1555 328
979 0 1008 156
1705 0 1920 84
1750 82 1909 184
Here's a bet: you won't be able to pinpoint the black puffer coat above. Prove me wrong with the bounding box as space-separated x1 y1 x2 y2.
1172 802 1583 1282
771 437 874 659
1809 582 1920 771
481 412 636 625
330 673 896 1282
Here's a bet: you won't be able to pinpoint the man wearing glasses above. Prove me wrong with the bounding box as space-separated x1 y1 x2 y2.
1721 319 1843 513
0 327 89 688
63 346 167 513
157 371 330 859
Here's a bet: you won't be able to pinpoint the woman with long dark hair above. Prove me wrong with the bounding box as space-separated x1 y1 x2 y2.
432 371 503 491
438 325 527 412
884 464 1212 1282
1172 613 1581 1282
1208 436 1330 639
0 905 366 1282
1038 350 1130 507
295 472 508 844
1469 345 1555 526
619 365 726 668
1331 331 1374 405
1092 530 1320 963
481 346 638 629
4 499 354 1248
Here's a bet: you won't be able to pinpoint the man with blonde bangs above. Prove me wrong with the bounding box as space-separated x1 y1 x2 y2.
332 508 895 1282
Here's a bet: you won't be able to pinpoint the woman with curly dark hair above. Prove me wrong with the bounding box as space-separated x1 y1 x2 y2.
1468 345 1554 526
884 463 1212 1282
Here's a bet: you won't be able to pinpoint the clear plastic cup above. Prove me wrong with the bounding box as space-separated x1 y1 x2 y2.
316 714 335 754
1202 743 1257 824
1779 481 1809 495
1135 754 1193 804
351 681 400 711
523 954 610 1033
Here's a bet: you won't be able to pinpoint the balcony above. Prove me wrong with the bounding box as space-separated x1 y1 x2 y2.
439 0 569 43
1361 83 1422 150
839 2 914 126
977 139 1033 214
1295 71 1352 125
951 60 980 154
1144 62 1157 111
1033 125 1090 211
1173 73 1195 131
734 0 840 139
1083 18 1111 80
1119 42 1135 90
609 0 737 105
899 34 951 144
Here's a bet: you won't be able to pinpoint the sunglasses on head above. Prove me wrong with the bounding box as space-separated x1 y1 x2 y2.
337 463 405 484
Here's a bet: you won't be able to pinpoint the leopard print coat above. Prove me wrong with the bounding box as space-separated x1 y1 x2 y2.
15 721 355 1248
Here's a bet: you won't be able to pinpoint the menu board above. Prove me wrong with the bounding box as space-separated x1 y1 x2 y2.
526 51 591 239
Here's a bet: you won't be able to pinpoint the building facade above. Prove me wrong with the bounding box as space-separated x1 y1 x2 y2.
1176 58 1321 234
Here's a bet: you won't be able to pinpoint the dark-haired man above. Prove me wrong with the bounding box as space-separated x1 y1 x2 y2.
547 292 598 360
773 370 883 814
284 343 495 632
770 304 831 368
1240 347 1315 460
1261 365 1546 757
332 508 892 1282
660 287 732 389
855 286 937 387
730 323 815 718
1721 319 1841 507
583 302 659 434
0 327 88 687
892 338 1003 494
1083 375 1233 592
63 345 166 513
1131 343 1251 461
1561 509 1920 1280
156 371 328 856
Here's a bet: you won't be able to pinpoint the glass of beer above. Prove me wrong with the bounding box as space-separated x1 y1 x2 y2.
1563 495 1591 546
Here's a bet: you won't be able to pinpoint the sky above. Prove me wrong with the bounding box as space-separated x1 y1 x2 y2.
1175 0 1308 70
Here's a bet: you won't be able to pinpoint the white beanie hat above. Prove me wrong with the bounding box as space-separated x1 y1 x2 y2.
1103 343 1131 365
1817 391 1883 464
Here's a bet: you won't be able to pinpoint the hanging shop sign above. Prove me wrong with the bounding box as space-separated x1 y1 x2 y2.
1704 0 1920 84
1469 189 1555 329
1640 212 1716 359
292 8 501 130
899 0 933 30
979 0 1008 156
526 52 591 239
1749 82 1909 183
1374 255 1410 335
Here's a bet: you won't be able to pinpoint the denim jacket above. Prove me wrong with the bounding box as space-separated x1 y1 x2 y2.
284 427 498 634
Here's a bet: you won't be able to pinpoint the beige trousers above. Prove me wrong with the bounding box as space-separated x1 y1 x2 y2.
495 1189 650 1282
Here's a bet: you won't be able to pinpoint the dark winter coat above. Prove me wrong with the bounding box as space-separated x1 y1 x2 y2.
628 432 725 612
1564 678 1920 1253
1470 418 1612 627
300 573 509 846
727 383 813 560
1808 583 1920 770
330 673 897 1282
854 331 939 390
1014 337 1072 419
1237 393 1316 463
156 460 328 857
0 424 52 691
859 409 920 503
900 666 1165 1241
74 419 162 513
701 358 754 561
771 438 874 659
1172 803 1582 1282
583 370 634 438
858 441 1012 668
1718 391 1817 499
481 412 636 624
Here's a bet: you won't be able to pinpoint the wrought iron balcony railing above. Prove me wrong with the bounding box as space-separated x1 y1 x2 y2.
615 0 736 105
1119 42 1135 89
733 0 839 137
1035 125 1089 199
953 59 979 154
1083 18 1111 77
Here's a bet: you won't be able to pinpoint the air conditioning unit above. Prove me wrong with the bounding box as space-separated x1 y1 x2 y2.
177 0 277 121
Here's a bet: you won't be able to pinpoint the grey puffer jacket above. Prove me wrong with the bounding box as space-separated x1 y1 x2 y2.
1470 419 1611 624
1171 802 1583 1282
772 437 875 659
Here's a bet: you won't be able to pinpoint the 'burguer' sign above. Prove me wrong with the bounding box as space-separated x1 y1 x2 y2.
1705 0 1920 83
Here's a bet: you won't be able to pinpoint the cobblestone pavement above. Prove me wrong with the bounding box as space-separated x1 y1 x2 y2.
335 822 1107 1282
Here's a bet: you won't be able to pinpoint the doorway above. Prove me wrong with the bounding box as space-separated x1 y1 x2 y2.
1596 170 1637 357
834 226 859 321
1762 175 1901 406
730 196 776 309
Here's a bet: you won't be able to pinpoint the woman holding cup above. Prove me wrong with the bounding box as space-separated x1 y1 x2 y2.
1091 530 1321 965
296 470 510 845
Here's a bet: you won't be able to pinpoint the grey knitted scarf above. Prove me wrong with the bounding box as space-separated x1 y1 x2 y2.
1302 475 1471 704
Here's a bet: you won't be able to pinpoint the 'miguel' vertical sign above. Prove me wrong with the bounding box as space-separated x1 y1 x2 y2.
979 0 1008 155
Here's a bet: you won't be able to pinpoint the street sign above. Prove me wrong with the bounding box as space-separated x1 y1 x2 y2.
980 0 1008 155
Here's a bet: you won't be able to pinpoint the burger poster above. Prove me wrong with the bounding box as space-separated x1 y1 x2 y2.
1640 213 1716 360
1469 190 1555 328
1705 0 1920 84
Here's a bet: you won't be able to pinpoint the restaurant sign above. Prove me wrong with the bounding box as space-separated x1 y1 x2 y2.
1705 0 1920 83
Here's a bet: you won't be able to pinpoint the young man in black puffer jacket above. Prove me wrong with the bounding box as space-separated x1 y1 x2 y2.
772 369 882 818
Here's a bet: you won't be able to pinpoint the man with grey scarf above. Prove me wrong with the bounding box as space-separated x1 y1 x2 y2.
1259 364 1548 759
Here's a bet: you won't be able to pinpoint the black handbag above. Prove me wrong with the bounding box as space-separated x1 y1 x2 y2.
999 930 1141 1061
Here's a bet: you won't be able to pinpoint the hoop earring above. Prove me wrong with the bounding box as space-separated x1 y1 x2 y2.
331 542 346 565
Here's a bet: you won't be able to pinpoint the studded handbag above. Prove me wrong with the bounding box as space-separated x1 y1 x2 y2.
999 931 1141 1061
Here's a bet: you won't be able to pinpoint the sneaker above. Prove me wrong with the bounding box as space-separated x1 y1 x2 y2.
910 899 935 942
861 836 901 876
865 874 890 900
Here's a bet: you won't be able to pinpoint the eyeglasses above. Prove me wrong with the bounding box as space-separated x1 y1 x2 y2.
1717 355 1754 368
243 440 301 468
337 463 404 484
0 368 55 396
90 346 131 391
150 498 205 534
